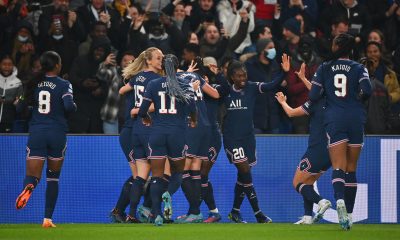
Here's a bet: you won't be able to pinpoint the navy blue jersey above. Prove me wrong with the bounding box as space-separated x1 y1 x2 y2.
222 80 281 139
129 71 161 133
138 76 196 133
205 74 227 128
177 72 210 127
309 59 372 123
300 99 327 148
122 90 135 128
29 76 76 131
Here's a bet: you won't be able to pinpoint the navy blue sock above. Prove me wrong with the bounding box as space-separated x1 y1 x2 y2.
128 176 146 217
201 175 217 211
23 175 39 189
116 176 134 212
296 183 322 204
332 169 346 201
150 177 167 217
189 170 201 215
303 196 313 216
345 172 357 213
44 169 60 219
181 170 193 211
163 174 170 192
240 172 262 215
232 175 245 213
168 172 182 195
143 179 152 208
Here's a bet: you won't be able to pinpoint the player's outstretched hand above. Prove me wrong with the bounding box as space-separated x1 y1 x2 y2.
281 53 290 72
142 114 152 126
295 62 306 80
187 60 198 72
275 92 287 104
192 80 200 91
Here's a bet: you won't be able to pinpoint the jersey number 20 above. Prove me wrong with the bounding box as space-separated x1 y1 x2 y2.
38 90 51 114
334 74 347 97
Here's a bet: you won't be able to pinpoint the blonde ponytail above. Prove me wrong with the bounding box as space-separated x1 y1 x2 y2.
122 47 161 80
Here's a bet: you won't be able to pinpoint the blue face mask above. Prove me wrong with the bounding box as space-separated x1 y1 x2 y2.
264 48 276 60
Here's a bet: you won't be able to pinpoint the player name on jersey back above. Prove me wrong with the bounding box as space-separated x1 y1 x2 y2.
38 81 57 89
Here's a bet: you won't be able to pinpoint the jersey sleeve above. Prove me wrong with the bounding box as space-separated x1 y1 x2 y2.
309 64 324 102
128 78 135 88
358 66 372 101
258 70 285 93
62 82 77 112
300 101 313 115
138 80 154 117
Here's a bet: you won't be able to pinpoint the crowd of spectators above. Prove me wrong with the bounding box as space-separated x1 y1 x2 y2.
1 0 400 134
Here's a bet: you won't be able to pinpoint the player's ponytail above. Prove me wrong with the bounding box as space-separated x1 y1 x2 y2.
163 54 192 103
328 33 355 61
122 47 161 80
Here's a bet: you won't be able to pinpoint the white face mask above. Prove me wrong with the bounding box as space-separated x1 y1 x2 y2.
17 35 28 43
52 34 64 40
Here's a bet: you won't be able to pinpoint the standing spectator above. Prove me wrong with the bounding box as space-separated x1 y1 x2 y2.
316 17 349 60
199 12 249 62
38 0 86 53
162 0 192 39
217 0 256 54
243 23 273 55
68 36 111 133
0 0 25 55
11 20 36 74
187 0 220 36
250 0 277 27
286 35 321 133
77 0 121 50
366 41 400 105
78 21 108 56
280 0 318 31
0 55 23 133
244 38 286 133
279 17 301 58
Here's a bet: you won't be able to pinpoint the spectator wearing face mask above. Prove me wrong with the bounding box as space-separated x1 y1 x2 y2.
244 38 287 134
10 20 36 74
286 35 321 133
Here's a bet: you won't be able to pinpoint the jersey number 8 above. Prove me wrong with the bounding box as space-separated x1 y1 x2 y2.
38 90 51 114
334 74 347 97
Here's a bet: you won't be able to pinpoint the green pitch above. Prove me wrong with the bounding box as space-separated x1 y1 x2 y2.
1 224 399 240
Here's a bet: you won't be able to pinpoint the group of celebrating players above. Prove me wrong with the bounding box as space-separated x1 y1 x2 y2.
14 32 371 231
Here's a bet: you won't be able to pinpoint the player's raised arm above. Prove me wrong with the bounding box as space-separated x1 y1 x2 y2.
309 65 324 102
295 63 312 91
275 92 306 117
119 80 134 95
62 83 77 112
259 53 290 92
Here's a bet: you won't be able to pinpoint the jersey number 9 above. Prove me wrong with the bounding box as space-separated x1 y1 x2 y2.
38 90 51 114
334 74 347 97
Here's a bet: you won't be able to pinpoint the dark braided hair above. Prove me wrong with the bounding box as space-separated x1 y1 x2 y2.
226 60 246 85
328 33 355 61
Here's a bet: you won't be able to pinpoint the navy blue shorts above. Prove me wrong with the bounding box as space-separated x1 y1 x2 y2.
207 127 222 163
132 133 149 162
148 132 185 161
119 127 134 163
185 125 210 160
26 129 66 160
298 144 331 174
223 135 257 167
326 119 364 147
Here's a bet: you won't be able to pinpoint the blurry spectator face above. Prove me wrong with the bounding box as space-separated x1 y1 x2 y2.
199 0 214 11
174 4 186 21
94 47 106 61
54 0 69 12
32 58 41 74
283 28 296 41
366 44 381 62
146 50 164 72
368 31 382 44
120 54 135 69
182 49 196 63
261 42 276 61
129 6 139 20
341 0 355 8
0 57 13 77
259 27 272 40
92 0 105 10
204 25 220 45
332 22 349 37
189 32 199 45
92 24 107 38
17 28 31 43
